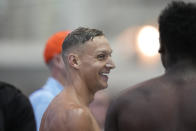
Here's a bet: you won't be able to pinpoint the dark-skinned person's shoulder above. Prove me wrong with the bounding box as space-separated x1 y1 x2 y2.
0 81 36 131
105 76 166 131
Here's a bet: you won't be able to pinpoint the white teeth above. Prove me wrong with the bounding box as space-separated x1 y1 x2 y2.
106 64 112 67
101 72 109 76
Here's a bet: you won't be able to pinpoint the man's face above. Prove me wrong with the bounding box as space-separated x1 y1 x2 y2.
78 36 115 92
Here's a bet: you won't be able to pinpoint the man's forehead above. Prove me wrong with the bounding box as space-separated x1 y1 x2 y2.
96 47 112 53
84 35 109 45
87 41 112 53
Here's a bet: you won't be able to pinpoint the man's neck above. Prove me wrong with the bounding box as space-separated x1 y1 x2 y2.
166 59 196 78
67 75 95 106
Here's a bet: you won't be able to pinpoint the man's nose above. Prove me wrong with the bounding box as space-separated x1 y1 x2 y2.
106 58 116 69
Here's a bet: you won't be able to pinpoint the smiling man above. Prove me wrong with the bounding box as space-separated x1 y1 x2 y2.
39 27 115 131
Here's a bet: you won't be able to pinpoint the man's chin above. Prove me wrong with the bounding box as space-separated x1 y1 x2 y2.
100 83 108 90
95 85 107 93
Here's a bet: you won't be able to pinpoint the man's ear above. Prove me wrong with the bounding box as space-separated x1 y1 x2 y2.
68 53 80 69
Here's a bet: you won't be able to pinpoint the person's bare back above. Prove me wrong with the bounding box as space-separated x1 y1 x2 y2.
105 1 196 131
106 64 196 131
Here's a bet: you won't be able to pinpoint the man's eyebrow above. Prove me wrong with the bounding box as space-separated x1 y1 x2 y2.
97 49 113 53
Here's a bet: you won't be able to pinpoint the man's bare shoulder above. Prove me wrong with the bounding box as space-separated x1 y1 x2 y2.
105 75 177 131
41 104 95 131
109 75 175 114
59 106 96 131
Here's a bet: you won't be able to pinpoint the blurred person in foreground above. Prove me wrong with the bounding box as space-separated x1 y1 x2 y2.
89 90 110 131
29 31 70 131
105 1 196 131
0 81 36 131
39 27 115 131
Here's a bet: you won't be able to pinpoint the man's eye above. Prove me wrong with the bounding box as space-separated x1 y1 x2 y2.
97 54 106 60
